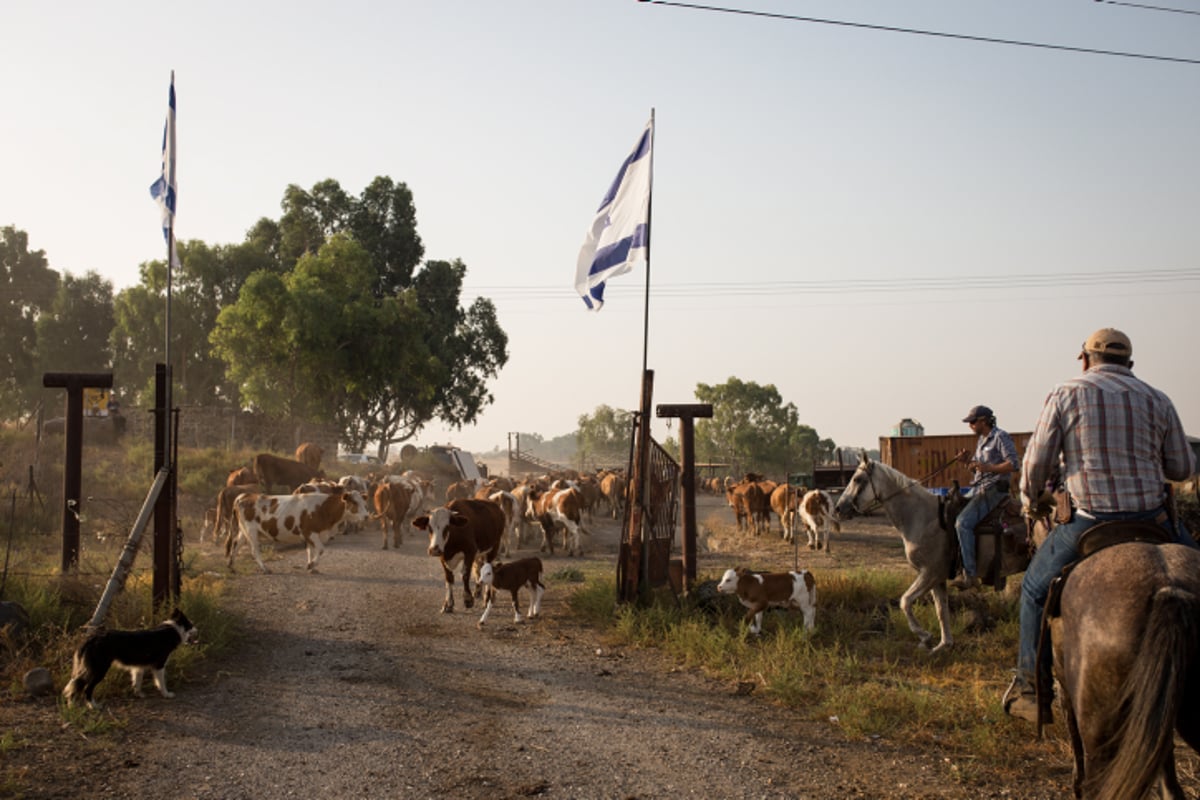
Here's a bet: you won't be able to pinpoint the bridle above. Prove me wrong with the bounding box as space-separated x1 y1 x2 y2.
844 460 921 516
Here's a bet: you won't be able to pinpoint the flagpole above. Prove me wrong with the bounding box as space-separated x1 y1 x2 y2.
164 70 174 471
641 107 655 376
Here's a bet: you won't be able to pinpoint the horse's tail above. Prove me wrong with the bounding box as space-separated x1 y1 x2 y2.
1092 585 1200 800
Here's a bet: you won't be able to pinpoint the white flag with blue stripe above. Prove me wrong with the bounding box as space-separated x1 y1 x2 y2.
575 117 653 311
149 73 180 268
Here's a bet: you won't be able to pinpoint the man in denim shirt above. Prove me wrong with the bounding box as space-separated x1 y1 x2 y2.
951 405 1019 591
1004 328 1197 723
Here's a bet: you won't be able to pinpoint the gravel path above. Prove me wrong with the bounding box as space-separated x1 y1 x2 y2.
14 500 1072 799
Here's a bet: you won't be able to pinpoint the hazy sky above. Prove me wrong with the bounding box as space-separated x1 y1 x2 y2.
4 1 1198 458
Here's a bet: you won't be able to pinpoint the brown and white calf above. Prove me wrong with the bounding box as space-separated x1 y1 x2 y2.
475 557 545 627
716 567 817 634
527 486 587 556
412 498 506 614
228 488 360 573
799 489 840 553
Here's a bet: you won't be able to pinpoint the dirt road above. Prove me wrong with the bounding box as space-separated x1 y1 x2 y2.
15 497 1068 799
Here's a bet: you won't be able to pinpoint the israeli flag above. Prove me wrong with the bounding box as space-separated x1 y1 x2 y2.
575 118 653 311
149 73 180 268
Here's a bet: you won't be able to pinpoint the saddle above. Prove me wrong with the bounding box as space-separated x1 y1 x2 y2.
942 490 1031 591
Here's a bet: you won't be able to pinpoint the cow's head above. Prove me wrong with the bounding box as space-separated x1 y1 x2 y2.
477 561 495 586
341 490 370 524
414 506 469 557
716 568 741 595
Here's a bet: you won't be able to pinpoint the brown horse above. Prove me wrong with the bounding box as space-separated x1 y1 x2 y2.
1051 541 1200 799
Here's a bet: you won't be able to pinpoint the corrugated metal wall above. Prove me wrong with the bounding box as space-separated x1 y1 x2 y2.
879 432 1033 491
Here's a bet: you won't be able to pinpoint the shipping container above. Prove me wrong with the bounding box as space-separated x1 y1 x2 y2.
878 432 1033 492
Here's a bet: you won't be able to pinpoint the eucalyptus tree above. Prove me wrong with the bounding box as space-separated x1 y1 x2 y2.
577 405 634 467
693 377 832 477
211 236 507 456
0 226 59 418
35 270 114 375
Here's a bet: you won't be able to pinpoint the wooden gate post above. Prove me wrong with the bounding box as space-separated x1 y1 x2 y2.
42 371 113 572
656 403 713 592
618 370 654 603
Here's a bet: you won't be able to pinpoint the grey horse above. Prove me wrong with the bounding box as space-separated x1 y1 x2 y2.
833 451 955 653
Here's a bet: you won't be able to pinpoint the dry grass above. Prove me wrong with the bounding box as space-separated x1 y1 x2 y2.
569 505 1200 791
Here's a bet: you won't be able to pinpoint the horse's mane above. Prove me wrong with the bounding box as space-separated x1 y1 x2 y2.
867 458 923 490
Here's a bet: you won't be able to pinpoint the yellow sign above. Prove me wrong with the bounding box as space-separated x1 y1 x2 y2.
83 388 110 417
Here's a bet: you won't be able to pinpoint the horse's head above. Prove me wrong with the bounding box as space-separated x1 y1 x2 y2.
834 451 877 520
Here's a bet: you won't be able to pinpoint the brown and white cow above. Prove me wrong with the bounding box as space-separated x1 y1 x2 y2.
294 442 324 471
488 490 521 557
227 488 360 573
412 498 506 614
374 479 418 549
252 453 324 493
716 567 817 634
799 489 840 553
527 486 587 557
509 482 540 548
475 557 545 627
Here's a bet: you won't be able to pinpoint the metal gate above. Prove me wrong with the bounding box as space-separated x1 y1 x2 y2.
642 437 680 588
617 406 681 601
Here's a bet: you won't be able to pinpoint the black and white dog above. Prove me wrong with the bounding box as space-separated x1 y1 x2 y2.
63 608 199 709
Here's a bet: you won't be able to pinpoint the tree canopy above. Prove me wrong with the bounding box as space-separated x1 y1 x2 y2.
692 377 835 477
205 177 507 454
577 405 633 468
1 226 59 414
4 176 508 453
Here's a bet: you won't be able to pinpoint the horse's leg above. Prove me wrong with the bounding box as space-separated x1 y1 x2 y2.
898 575 936 649
927 583 953 653
1063 695 1085 799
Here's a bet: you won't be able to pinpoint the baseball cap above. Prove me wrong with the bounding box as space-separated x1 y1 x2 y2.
962 405 993 423
1079 327 1132 360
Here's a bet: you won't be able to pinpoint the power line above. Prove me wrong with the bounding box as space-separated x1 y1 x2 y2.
637 0 1200 65
464 267 1200 299
1095 0 1200 17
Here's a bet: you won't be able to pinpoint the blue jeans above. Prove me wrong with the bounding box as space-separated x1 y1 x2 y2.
1015 506 1197 686
954 483 1008 578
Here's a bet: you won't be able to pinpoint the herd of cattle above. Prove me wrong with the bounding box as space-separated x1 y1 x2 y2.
202 445 836 632
204 445 629 625
720 473 841 554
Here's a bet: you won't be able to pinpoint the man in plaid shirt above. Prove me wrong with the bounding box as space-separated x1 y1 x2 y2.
1004 328 1197 723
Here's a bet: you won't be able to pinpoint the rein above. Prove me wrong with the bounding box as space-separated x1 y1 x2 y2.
856 462 922 516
